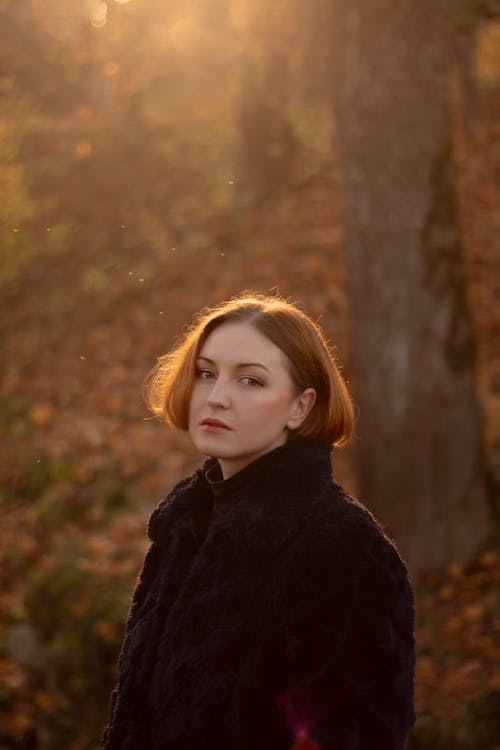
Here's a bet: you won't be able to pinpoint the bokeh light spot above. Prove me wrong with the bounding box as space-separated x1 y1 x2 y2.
103 61 120 76
90 1 108 28
74 140 92 159
75 104 94 120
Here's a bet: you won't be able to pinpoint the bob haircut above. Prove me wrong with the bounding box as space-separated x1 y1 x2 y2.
145 292 355 447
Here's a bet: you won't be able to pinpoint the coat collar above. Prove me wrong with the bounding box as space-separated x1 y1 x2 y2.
147 463 214 547
148 439 334 554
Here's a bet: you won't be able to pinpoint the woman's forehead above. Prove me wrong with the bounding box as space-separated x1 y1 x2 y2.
199 322 286 368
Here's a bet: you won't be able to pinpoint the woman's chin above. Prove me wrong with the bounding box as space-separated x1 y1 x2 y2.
191 432 231 459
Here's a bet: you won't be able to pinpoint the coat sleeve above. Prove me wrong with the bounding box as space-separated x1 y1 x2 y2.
281 518 416 750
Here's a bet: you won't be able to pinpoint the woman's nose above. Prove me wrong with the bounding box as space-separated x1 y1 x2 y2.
206 378 230 408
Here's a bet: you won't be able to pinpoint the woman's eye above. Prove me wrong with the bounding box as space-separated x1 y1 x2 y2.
240 376 263 387
197 369 216 380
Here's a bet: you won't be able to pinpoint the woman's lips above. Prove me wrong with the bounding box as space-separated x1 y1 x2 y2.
200 418 231 432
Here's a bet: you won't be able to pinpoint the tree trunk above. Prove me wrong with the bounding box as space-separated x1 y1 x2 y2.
329 0 490 570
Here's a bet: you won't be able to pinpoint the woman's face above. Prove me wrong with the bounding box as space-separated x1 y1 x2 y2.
188 322 316 478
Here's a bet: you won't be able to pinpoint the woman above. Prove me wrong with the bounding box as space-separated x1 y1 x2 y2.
100 292 416 750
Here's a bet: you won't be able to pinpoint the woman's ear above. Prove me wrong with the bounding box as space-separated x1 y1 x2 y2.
287 388 317 430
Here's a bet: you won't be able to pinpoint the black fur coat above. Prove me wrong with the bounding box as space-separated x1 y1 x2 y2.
100 439 416 750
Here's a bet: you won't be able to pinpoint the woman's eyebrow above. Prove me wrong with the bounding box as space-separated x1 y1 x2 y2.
197 355 270 373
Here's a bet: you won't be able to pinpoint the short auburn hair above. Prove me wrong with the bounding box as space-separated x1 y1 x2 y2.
145 292 354 447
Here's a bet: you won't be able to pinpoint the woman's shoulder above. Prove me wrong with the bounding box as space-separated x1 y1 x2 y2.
301 479 411 584
285 480 415 639
309 478 387 538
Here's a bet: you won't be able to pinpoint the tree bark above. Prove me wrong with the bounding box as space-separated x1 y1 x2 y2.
329 0 490 570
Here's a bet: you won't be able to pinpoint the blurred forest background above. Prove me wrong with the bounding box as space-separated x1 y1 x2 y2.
0 0 499 748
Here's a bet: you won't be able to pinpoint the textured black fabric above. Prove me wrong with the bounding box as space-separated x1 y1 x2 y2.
100 439 416 750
